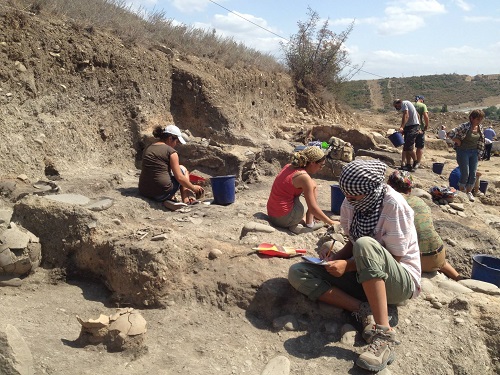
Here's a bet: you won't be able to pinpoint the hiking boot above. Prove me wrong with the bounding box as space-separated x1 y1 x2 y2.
356 325 400 372
351 302 375 341
352 303 399 343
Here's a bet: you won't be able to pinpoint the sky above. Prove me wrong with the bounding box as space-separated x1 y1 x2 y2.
127 0 500 81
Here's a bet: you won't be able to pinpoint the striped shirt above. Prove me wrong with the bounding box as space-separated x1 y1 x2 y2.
340 185 421 297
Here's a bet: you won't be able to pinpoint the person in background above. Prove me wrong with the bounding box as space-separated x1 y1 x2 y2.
438 125 447 140
139 124 204 210
288 159 421 372
267 146 337 234
447 109 486 202
393 99 420 172
413 95 429 170
483 126 496 161
388 170 462 281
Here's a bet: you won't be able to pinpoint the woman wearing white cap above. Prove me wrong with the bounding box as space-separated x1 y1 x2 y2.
139 124 204 209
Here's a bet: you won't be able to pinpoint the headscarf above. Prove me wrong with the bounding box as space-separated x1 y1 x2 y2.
387 170 413 194
290 146 325 168
339 159 388 241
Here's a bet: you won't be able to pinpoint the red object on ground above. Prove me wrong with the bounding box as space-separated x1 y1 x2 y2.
252 243 307 258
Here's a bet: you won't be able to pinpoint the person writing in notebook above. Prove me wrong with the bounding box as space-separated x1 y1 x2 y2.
288 159 421 372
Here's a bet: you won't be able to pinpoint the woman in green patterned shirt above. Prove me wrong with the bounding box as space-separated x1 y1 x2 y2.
387 170 462 281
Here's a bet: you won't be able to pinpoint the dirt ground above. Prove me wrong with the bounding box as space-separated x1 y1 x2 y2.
1 4 500 375
1 137 500 375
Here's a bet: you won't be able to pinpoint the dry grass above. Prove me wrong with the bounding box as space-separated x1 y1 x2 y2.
6 0 284 72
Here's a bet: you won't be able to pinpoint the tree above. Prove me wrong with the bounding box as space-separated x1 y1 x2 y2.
280 8 359 94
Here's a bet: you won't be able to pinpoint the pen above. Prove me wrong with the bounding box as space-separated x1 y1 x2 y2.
325 239 336 260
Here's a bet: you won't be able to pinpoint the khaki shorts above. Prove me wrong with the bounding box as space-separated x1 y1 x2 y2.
268 196 304 228
420 247 446 272
288 236 414 305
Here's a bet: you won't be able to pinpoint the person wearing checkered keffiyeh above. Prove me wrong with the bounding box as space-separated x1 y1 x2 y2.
339 159 388 242
288 159 421 372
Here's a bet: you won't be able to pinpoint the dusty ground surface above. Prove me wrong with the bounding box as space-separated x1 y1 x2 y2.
1 4 500 375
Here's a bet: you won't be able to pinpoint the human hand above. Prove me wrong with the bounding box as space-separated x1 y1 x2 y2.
318 240 336 260
324 260 348 277
399 127 404 134
194 185 205 199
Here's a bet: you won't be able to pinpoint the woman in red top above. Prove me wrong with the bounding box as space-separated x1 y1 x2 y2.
267 146 336 232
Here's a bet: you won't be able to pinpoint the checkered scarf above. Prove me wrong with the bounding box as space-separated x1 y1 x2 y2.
339 160 388 241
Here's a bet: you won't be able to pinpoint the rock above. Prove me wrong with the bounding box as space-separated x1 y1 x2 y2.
0 275 22 287
0 208 13 225
0 324 34 375
44 193 90 205
272 315 298 331
260 355 290 375
208 249 223 259
151 234 168 241
84 197 114 211
411 188 432 200
449 202 464 211
0 226 31 249
437 280 473 294
458 279 500 295
240 221 275 238
340 323 357 346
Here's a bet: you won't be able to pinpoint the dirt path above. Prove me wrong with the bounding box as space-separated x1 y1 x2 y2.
367 79 384 109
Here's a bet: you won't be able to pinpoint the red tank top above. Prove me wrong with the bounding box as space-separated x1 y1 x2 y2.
267 164 305 217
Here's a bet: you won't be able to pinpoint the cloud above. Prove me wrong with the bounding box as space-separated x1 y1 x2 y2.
169 0 211 13
377 14 425 35
453 0 472 11
193 12 285 53
464 16 500 23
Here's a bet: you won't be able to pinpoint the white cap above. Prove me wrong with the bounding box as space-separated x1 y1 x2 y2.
163 124 186 144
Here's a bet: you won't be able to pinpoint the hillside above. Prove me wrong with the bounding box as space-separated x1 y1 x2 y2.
1 3 500 375
340 74 500 112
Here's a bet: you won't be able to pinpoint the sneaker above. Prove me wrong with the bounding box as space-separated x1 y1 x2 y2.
467 192 475 202
305 221 325 231
288 224 313 235
413 161 420 170
356 325 400 372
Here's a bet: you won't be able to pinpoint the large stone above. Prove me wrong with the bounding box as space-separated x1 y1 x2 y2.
0 324 34 375
261 355 290 375
44 194 90 205
0 226 30 250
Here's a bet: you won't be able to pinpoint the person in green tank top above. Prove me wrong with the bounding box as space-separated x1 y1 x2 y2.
387 170 462 281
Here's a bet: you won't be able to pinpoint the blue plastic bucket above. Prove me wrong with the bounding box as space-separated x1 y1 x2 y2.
449 166 460 189
471 254 500 287
210 175 236 205
388 132 404 147
330 184 345 215
479 180 488 194
432 162 444 175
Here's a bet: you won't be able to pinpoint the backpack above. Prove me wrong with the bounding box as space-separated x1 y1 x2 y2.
326 136 354 162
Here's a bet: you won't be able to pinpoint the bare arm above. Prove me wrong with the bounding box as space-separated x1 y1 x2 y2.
423 112 429 131
292 173 336 225
169 153 202 193
324 241 356 276
399 110 409 132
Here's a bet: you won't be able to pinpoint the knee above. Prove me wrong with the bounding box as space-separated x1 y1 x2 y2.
353 236 382 258
287 263 304 290
179 165 188 175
